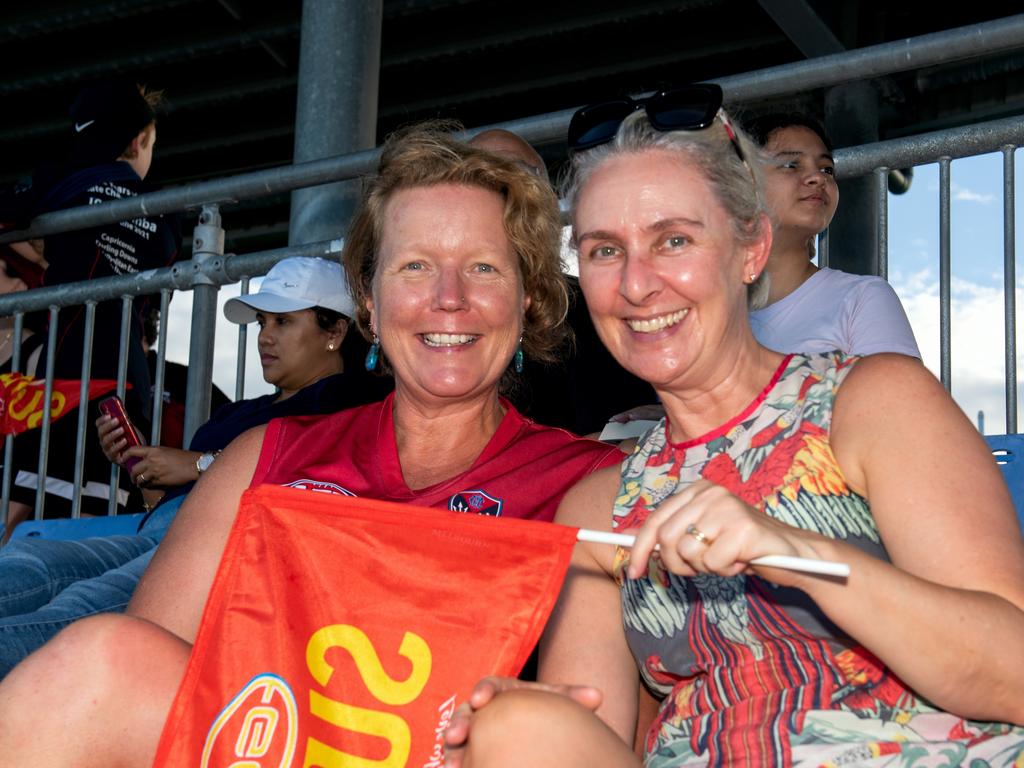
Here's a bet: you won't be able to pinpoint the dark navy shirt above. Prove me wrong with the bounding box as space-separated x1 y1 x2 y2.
155 372 366 509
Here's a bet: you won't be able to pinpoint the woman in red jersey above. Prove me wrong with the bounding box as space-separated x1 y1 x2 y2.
0 123 621 766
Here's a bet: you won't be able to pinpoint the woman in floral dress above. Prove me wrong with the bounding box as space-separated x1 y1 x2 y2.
447 86 1024 767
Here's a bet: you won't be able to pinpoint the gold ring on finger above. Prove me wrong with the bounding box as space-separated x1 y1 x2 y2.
686 523 711 546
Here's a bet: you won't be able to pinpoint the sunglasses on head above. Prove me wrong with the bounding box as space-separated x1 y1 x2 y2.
567 84 724 152
566 83 756 189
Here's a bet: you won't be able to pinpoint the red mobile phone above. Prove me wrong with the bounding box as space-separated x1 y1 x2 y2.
98 395 143 471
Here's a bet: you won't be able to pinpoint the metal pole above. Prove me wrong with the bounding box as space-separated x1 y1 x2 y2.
289 0 382 244
150 289 171 446
34 307 60 520
183 205 225 446
1 314 24 535
939 157 952 391
875 168 889 281
825 81 879 276
107 296 134 516
1003 145 1018 433
235 276 250 401
70 301 96 519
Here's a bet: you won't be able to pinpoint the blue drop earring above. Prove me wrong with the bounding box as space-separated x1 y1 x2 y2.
365 334 380 371
513 338 524 374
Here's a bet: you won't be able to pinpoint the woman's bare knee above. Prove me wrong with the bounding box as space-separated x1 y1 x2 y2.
0 613 190 768
465 689 639 768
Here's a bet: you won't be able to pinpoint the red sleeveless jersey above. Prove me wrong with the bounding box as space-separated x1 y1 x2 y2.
251 393 622 521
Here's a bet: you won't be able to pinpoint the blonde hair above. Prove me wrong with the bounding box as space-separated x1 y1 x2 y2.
343 121 570 363
562 109 772 309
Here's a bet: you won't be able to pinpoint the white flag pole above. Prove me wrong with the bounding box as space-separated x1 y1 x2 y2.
576 529 850 578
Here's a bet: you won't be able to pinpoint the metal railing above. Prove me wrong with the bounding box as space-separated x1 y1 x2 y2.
0 13 1022 526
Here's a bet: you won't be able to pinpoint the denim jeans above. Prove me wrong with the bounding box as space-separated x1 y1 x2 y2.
0 494 185 678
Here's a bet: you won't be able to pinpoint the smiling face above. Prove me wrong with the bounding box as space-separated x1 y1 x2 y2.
367 183 529 407
256 308 344 398
761 125 838 238
574 150 768 390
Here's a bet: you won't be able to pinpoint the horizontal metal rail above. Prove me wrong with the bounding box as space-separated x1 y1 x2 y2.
0 239 345 316
3 13 1023 244
833 115 1024 179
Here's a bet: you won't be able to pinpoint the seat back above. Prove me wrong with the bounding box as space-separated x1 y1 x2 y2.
8 512 147 541
986 434 1024 528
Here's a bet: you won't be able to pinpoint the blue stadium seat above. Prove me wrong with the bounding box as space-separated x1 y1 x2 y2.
8 512 147 541
986 434 1024 528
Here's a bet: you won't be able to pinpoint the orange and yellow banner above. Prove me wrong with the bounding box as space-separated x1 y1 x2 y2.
0 373 119 435
154 484 579 768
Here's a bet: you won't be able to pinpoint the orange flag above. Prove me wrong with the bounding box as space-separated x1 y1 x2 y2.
0 373 119 435
154 484 580 768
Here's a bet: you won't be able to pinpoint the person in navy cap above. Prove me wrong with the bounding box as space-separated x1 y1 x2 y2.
2 78 182 523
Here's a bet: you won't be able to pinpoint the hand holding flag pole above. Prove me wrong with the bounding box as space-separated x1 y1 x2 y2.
577 529 850 578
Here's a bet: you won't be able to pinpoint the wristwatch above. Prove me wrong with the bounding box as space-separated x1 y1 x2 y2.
196 451 220 476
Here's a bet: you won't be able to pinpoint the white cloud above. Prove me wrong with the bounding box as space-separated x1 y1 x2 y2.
951 182 994 204
891 270 1019 434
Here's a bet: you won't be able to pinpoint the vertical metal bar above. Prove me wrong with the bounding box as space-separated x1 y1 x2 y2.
289 0 382 244
235 276 250 402
70 301 97 519
939 157 952 391
875 167 889 280
1 313 25 537
817 229 829 268
107 296 134 516
33 307 60 521
1003 145 1017 433
150 289 171 447
184 205 224 446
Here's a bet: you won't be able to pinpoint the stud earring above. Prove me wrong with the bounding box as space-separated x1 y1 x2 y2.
513 337 524 374
748 272 758 283
365 334 380 371
327 343 335 351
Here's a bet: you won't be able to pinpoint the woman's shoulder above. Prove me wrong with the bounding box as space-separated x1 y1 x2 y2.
507 405 625 469
554 461 623 530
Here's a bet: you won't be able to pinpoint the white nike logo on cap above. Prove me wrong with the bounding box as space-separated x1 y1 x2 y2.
74 120 96 132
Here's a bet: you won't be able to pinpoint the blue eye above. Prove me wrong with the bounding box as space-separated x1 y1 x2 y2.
590 245 620 260
404 261 424 271
665 235 687 248
476 263 495 273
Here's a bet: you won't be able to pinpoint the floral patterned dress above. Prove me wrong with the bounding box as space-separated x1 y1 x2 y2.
613 352 1024 767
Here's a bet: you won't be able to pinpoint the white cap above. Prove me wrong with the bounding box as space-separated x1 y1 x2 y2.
223 257 355 325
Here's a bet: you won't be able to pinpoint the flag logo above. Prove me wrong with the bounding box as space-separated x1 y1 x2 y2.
448 489 503 517
200 674 298 768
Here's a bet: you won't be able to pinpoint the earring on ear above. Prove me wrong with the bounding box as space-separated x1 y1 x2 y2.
327 343 335 351
365 334 380 371
513 337 524 374
748 273 758 283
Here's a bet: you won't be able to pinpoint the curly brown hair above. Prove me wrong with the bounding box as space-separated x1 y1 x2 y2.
342 121 569 365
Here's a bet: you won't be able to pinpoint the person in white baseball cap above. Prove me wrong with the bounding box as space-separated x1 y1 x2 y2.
223 255 355 323
218 257 353 402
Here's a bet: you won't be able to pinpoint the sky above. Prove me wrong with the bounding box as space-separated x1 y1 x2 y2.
163 150 1022 436
886 151 1022 435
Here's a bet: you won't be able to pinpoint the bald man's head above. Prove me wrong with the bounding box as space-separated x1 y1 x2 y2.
469 129 547 177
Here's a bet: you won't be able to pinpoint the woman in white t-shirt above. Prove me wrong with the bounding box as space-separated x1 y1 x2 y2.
744 112 920 358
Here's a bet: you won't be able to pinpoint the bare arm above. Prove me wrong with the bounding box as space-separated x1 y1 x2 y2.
127 424 267 643
812 353 1024 722
626 354 1024 724
539 465 640 745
